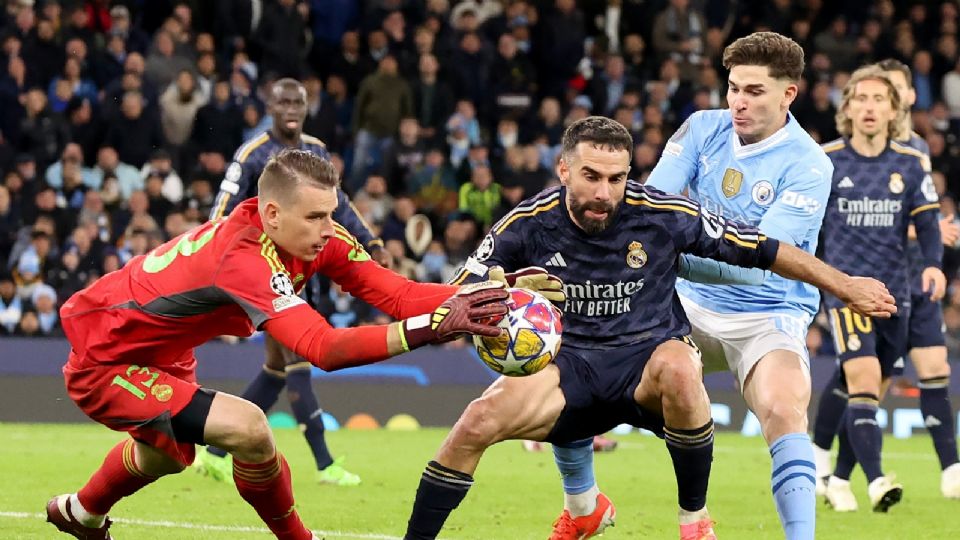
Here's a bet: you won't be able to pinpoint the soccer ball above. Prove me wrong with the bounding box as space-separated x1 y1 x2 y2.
473 288 563 376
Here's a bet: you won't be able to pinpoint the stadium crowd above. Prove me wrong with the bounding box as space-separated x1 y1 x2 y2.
2 0 960 358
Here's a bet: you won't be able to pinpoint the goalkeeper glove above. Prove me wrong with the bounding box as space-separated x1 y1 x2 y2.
487 265 566 306
399 281 509 351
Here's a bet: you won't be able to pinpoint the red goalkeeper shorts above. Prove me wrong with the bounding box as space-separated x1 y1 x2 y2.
63 350 201 466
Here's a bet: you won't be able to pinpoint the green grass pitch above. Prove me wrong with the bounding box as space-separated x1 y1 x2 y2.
0 423 955 539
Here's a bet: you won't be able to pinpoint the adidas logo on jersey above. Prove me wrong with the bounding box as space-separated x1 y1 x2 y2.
925 415 943 428
838 176 854 188
545 253 567 268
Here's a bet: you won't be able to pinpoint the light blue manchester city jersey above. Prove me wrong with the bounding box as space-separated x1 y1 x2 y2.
647 109 834 318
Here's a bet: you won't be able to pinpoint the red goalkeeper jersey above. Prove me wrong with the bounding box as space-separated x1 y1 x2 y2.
61 198 456 370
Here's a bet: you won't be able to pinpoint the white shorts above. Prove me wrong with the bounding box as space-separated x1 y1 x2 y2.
679 294 811 389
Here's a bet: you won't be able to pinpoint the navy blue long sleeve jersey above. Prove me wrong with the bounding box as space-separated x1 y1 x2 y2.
209 131 382 250
450 181 780 349
820 138 941 308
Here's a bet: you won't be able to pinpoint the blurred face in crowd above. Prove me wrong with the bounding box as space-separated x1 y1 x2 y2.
25 89 47 115
66 38 87 61
845 78 897 139
883 69 916 111
558 142 629 235
270 82 308 141
176 70 196 96
378 55 398 76
121 92 143 119
156 32 175 57
97 147 119 169
419 54 439 78
415 27 435 53
471 166 493 190
214 80 231 103
498 34 517 59
197 53 216 77
0 185 9 214
125 53 145 75
727 65 797 144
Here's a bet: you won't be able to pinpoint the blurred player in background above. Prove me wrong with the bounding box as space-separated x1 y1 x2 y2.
812 59 960 501
816 66 944 513
45 149 508 540
196 78 391 487
402 117 896 540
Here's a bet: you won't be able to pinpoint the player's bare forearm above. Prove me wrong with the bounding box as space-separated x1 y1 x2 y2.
770 243 897 318
770 243 852 298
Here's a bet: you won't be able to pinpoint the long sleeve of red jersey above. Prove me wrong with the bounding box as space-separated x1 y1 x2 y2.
223 228 459 371
314 226 458 319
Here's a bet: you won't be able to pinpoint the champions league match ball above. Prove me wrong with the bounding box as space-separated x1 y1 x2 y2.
473 288 563 377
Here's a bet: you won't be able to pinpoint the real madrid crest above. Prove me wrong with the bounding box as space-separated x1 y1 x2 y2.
889 172 904 194
722 168 744 198
627 241 647 269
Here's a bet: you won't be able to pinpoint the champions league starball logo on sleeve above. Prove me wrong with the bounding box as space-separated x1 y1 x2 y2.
475 234 495 262
270 272 296 297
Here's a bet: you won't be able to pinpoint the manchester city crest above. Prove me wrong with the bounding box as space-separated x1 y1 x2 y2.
627 241 647 269
751 180 775 206
889 172 905 194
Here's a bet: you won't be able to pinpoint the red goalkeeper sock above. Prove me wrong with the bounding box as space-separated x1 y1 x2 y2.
234 452 312 540
77 439 159 516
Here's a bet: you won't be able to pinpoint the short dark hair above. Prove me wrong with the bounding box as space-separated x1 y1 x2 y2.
561 116 634 162
876 58 913 89
723 31 805 81
258 149 340 206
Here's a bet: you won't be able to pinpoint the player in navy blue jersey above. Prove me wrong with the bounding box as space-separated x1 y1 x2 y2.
195 79 390 486
812 59 960 501
401 116 896 540
816 66 946 513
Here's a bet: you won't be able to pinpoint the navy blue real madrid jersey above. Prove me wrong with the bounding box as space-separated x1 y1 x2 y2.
450 181 780 349
209 131 381 250
820 138 942 306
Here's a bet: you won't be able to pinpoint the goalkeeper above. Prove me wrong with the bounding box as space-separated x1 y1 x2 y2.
44 149 509 540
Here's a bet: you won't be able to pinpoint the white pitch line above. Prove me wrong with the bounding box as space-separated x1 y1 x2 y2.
0 511 404 539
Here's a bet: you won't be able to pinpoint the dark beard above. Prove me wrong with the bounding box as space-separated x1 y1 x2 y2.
569 197 618 234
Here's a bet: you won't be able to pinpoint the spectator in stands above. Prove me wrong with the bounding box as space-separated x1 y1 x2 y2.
254 0 308 78
140 148 183 204
65 97 105 166
411 52 454 144
108 5 149 55
458 164 500 229
18 87 70 171
105 91 165 168
408 147 458 218
381 117 425 194
191 78 244 158
350 54 413 190
144 31 192 92
45 143 97 191
652 0 707 83
160 69 208 166
21 17 62 90
13 247 43 300
0 185 19 266
353 174 393 227
301 72 339 151
92 146 141 201
30 282 60 335
0 270 20 334
47 56 97 114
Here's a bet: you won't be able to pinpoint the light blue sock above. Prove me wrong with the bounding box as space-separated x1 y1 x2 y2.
770 433 816 540
553 438 595 495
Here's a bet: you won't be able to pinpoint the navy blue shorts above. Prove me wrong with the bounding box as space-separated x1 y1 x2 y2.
908 283 946 349
545 336 694 445
826 305 908 379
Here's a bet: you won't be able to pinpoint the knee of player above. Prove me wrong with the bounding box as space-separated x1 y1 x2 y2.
233 408 274 455
757 397 808 431
453 398 506 447
653 354 704 397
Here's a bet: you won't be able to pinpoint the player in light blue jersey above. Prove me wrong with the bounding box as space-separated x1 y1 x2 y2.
648 32 831 540
546 33 829 540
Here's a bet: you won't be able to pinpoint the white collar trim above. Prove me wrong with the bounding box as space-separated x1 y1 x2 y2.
732 114 792 158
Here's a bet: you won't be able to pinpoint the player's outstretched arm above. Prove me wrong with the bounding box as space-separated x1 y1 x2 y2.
678 254 769 286
263 282 508 371
769 243 897 318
